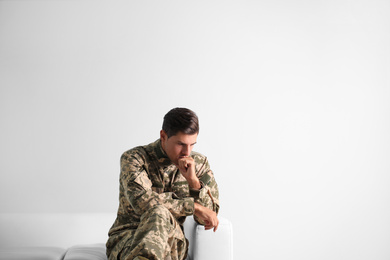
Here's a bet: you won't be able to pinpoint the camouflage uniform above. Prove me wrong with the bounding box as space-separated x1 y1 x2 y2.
106 139 220 260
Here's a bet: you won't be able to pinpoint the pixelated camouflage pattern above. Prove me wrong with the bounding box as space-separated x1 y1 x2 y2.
118 205 187 260
106 139 219 260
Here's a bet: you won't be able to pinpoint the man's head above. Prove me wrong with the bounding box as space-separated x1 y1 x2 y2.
161 107 199 138
160 108 199 165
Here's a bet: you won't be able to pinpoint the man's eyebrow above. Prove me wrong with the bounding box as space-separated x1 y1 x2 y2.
178 141 197 145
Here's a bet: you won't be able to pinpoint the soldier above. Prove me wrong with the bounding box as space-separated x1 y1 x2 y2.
106 107 220 260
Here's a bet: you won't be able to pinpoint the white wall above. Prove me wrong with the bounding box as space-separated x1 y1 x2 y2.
1 0 389 259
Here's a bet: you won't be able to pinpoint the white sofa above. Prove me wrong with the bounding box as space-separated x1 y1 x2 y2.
0 213 233 260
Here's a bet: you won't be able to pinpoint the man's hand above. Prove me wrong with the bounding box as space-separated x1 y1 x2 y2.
194 203 219 232
178 157 201 190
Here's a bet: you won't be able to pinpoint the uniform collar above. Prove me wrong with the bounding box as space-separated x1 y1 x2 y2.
154 139 175 168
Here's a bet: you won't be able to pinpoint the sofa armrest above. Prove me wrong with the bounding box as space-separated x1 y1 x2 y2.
184 216 233 260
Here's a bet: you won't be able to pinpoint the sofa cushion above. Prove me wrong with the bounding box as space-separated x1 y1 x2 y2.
0 247 66 260
63 244 107 260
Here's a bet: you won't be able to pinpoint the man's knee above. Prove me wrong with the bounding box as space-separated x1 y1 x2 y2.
121 206 186 260
139 205 184 240
147 205 171 216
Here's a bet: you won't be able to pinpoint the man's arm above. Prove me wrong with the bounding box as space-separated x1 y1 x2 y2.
121 152 195 218
178 155 220 231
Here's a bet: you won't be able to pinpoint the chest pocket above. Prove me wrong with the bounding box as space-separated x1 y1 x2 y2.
132 168 153 190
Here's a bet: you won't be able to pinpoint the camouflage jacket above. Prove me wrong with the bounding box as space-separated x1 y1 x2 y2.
107 139 219 257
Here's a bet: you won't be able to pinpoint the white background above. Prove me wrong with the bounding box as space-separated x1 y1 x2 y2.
1 1 389 259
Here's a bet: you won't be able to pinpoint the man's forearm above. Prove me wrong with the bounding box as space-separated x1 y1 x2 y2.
187 176 201 190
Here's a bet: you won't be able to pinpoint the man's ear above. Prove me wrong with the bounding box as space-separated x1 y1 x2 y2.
160 130 167 142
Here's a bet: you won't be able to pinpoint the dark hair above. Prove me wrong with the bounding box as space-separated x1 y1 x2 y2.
162 108 199 138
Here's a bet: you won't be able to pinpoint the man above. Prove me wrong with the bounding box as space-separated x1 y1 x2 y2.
106 108 220 260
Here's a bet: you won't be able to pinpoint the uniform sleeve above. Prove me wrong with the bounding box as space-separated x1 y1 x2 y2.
190 156 220 221
120 152 194 219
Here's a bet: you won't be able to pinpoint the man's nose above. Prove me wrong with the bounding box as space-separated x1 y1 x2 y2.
181 145 191 156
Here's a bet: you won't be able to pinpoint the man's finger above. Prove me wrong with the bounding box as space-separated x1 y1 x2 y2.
205 224 214 230
214 222 219 232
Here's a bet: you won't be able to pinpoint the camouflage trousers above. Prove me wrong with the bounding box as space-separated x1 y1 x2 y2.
118 205 188 260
